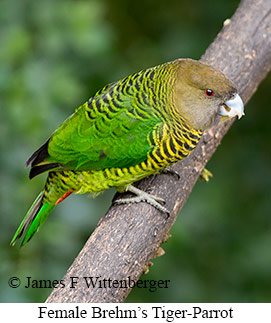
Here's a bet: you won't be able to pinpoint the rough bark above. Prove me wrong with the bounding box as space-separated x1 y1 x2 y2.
46 0 271 303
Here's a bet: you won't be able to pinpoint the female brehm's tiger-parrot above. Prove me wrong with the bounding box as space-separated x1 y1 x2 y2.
11 59 244 246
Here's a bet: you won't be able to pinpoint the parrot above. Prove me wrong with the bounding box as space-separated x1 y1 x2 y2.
10 58 244 246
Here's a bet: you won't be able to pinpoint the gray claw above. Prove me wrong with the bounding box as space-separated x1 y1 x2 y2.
114 185 170 215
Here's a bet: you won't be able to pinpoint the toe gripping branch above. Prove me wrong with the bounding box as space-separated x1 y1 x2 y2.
113 167 182 215
114 185 170 215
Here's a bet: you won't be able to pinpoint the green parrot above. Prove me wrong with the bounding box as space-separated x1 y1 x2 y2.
11 59 244 246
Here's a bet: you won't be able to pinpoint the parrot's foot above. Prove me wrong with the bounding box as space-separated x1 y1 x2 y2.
114 185 169 215
161 166 180 180
200 168 213 182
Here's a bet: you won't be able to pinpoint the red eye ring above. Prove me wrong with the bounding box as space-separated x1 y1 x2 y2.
205 89 214 97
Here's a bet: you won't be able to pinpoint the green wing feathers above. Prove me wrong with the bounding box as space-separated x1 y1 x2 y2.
47 103 160 171
26 66 170 177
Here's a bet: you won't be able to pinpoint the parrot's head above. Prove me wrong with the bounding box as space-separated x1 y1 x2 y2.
174 59 244 130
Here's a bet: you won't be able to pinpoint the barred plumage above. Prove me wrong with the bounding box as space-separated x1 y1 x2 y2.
11 58 244 245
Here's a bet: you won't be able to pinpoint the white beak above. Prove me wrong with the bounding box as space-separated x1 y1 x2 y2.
219 93 245 119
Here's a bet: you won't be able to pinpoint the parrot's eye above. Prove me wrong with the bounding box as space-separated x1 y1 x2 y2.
204 89 214 97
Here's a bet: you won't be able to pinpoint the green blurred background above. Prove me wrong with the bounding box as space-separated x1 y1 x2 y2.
0 0 270 302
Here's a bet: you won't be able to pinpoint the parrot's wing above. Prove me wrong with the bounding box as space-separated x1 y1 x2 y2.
27 84 162 178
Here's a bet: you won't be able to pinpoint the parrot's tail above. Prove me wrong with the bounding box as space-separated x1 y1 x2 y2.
10 192 55 246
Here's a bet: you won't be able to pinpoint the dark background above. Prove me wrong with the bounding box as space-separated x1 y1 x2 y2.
0 0 270 302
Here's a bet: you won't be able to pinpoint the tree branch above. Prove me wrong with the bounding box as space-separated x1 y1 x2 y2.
46 0 271 303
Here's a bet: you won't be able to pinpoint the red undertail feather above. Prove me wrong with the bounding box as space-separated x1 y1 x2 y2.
55 191 73 205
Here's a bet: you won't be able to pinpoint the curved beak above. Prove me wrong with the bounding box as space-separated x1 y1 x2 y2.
219 93 245 120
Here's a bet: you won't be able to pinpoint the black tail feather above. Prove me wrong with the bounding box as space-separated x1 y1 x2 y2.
29 163 61 179
25 139 50 168
25 139 62 179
